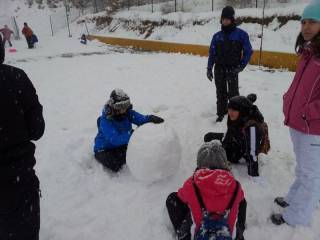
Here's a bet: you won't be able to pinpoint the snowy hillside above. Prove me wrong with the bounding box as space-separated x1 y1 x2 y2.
83 3 308 53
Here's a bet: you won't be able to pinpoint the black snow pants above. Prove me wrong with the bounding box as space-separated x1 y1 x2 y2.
166 192 192 240
94 145 127 172
166 192 247 240
25 36 34 49
2 39 12 47
214 65 239 117
0 157 40 240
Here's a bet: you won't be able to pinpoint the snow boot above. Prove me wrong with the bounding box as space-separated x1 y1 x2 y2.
270 213 286 225
216 115 224 122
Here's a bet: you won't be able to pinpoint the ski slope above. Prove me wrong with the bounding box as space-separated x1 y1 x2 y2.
3 34 320 240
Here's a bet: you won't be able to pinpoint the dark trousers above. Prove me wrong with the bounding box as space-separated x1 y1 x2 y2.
94 145 127 172
25 37 34 49
214 65 239 116
2 39 12 47
166 192 192 240
0 171 40 240
166 192 247 240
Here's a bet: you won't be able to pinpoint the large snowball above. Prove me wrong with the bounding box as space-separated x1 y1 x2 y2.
127 123 181 182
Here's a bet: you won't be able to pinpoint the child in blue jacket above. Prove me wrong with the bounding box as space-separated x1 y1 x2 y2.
94 89 164 172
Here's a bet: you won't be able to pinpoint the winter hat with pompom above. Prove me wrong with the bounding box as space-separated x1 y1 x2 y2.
197 140 231 170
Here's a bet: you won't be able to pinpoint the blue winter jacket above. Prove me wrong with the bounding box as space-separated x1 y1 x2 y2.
94 107 150 152
207 27 253 71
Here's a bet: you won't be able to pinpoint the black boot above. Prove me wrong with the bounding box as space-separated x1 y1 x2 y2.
216 115 224 122
270 214 286 225
274 197 289 208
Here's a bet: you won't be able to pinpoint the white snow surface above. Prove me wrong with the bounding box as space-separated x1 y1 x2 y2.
2 32 320 240
127 123 181 182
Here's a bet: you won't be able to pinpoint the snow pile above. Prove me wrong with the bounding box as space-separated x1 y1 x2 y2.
127 123 181 182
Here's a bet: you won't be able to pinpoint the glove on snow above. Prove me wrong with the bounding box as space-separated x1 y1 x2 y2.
149 115 164 124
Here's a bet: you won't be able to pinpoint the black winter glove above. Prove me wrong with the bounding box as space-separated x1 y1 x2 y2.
204 132 224 142
149 115 164 124
233 65 244 74
207 69 213 81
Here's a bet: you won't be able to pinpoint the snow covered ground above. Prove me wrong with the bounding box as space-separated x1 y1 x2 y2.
3 34 320 240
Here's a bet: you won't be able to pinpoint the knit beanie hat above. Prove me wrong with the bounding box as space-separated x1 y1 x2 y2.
0 34 4 64
197 140 231 170
301 0 320 22
107 89 131 111
221 6 235 21
228 95 253 116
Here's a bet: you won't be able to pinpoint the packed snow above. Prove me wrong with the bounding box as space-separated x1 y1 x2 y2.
127 123 181 182
2 34 319 240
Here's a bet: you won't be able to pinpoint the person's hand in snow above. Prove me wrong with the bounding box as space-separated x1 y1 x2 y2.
149 115 164 124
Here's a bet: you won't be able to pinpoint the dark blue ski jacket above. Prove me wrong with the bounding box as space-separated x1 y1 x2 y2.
207 27 253 71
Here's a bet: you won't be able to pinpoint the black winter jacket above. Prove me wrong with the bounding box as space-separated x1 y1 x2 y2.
0 64 45 169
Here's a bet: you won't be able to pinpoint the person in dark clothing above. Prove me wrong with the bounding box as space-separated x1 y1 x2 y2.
166 141 247 240
207 6 253 122
204 94 269 178
0 34 45 240
94 89 164 172
80 34 87 45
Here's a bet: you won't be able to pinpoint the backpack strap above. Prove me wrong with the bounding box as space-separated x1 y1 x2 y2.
192 173 207 212
192 171 239 214
226 181 239 210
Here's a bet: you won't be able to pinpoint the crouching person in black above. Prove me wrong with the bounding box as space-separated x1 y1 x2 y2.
205 94 270 177
0 35 45 240
93 89 164 172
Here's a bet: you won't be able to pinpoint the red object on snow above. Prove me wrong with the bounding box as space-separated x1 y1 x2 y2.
9 48 17 53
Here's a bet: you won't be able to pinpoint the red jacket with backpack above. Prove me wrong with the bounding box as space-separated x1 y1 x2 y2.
177 168 244 233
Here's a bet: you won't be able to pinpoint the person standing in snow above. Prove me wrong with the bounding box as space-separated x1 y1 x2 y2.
22 22 35 49
94 89 164 172
80 34 87 45
271 1 320 226
207 6 253 122
0 25 14 47
0 34 45 240
166 140 246 240
204 94 270 178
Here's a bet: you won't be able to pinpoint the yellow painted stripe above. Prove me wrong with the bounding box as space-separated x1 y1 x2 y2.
88 35 298 71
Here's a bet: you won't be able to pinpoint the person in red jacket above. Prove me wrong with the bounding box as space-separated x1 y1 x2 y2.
271 1 320 226
166 140 246 240
22 22 34 49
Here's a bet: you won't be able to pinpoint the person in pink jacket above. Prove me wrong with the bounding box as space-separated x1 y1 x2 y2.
0 25 14 47
271 1 320 226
